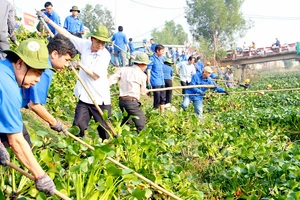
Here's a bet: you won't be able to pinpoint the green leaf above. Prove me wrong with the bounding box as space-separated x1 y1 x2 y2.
132 188 146 200
36 192 47 200
36 130 48 137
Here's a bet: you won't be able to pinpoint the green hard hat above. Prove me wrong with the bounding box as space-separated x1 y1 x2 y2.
164 58 174 64
3 38 50 70
133 52 151 65
70 6 80 13
90 26 111 42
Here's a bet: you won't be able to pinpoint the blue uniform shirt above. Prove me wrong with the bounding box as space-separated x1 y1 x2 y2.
180 54 188 62
185 73 225 101
63 15 84 33
163 64 174 80
150 43 157 52
147 54 165 87
22 59 54 107
112 32 128 52
128 42 134 54
170 49 175 59
195 61 204 73
44 11 61 34
0 60 23 133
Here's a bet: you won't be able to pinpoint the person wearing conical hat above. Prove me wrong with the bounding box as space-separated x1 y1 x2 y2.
64 6 84 38
109 52 150 132
0 38 56 195
37 11 112 140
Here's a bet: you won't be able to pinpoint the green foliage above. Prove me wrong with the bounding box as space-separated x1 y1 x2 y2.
186 0 250 60
151 20 188 45
80 4 115 35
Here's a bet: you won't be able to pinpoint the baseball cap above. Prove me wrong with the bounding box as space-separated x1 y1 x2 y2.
203 66 214 73
3 38 50 70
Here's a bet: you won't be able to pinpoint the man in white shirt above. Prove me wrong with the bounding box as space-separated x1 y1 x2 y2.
109 52 150 132
37 11 112 140
176 56 196 94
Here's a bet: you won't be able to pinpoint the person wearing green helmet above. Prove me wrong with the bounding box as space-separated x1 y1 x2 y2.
0 38 56 195
37 11 112 140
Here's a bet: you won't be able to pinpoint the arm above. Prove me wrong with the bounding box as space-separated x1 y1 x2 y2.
78 63 100 80
63 17 68 29
140 76 147 95
28 101 57 126
108 69 121 86
146 69 151 84
189 75 205 95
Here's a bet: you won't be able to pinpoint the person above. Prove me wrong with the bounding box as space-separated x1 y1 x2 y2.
180 51 188 62
266 84 272 90
147 44 166 112
252 41 256 49
138 41 150 54
109 52 150 132
195 56 204 74
36 8 46 33
150 38 157 53
0 34 77 148
181 66 229 120
224 68 234 88
44 2 61 35
169 47 175 61
37 11 112 140
64 6 84 38
128 38 135 66
0 38 55 195
0 0 17 59
163 58 174 108
175 49 180 63
275 38 280 47
176 56 196 94
240 79 250 90
112 26 129 67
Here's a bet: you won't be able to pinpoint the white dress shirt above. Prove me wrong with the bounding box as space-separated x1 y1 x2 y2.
70 36 111 105
176 61 196 83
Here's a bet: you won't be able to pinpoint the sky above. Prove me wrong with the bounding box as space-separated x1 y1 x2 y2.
12 0 300 49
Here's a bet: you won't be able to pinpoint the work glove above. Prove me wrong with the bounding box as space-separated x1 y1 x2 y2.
50 120 68 136
0 142 9 166
35 174 55 195
36 11 51 23
146 84 152 89
224 91 230 95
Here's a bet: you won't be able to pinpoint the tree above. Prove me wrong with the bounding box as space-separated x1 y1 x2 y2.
186 0 250 62
151 20 188 45
80 4 115 36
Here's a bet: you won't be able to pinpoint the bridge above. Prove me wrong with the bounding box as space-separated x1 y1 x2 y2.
220 50 300 66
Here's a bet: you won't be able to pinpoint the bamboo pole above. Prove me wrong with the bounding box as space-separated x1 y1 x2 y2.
65 131 182 200
35 9 54 38
227 87 300 94
6 161 71 200
69 66 118 137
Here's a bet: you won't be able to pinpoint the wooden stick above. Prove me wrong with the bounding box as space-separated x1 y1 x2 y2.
113 43 131 57
35 9 54 38
6 161 71 200
65 131 182 200
148 85 216 92
69 66 117 137
219 87 300 95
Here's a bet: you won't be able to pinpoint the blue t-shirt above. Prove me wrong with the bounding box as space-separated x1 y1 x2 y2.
44 10 61 34
185 73 225 101
0 60 23 134
112 32 128 52
180 54 188 62
163 64 174 80
128 42 134 54
63 15 84 33
195 61 204 73
22 59 54 106
147 54 165 86
150 43 157 52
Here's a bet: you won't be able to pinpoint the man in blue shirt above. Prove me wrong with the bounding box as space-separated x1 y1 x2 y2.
0 38 56 195
182 66 229 120
112 26 129 67
150 38 157 53
128 38 134 66
180 50 188 62
64 6 84 38
195 56 204 74
147 44 166 112
0 34 77 148
163 58 174 107
44 2 61 35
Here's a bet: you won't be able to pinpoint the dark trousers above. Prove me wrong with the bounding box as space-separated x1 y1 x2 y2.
164 79 172 104
119 100 145 132
73 100 111 140
152 86 166 108
0 124 32 148
180 80 189 94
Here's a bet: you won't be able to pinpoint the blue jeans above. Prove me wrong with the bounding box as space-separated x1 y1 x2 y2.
181 96 203 120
